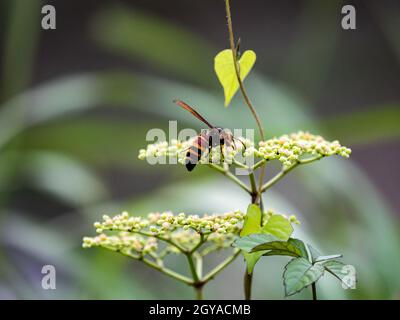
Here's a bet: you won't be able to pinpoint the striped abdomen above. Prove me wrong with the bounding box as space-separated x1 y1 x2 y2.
185 134 209 171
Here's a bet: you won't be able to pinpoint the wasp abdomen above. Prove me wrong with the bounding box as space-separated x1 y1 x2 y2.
185 134 208 171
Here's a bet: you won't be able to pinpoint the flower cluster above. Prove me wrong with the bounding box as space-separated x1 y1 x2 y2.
82 233 158 255
138 131 350 168
255 131 351 167
138 137 252 166
82 210 299 257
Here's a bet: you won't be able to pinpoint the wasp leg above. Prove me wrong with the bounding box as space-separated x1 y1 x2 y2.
234 137 246 150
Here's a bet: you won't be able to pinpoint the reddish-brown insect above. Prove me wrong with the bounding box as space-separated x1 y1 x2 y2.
174 99 240 171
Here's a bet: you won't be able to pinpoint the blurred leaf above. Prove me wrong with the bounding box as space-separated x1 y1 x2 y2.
1 0 40 101
262 214 293 241
214 49 256 106
298 159 400 297
91 7 214 86
21 152 108 207
320 105 400 145
8 119 163 168
0 71 314 151
370 1 400 62
283 257 324 297
281 0 341 99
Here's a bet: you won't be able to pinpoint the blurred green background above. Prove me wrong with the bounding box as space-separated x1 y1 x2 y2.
0 0 399 299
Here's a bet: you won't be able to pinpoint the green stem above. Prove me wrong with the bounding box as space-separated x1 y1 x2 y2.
225 0 267 206
189 233 206 254
195 286 204 300
260 156 323 193
225 0 265 141
251 159 267 171
311 282 317 300
244 272 253 300
261 165 295 193
195 253 203 279
233 159 249 169
101 246 193 285
134 230 186 253
208 163 252 194
186 253 200 282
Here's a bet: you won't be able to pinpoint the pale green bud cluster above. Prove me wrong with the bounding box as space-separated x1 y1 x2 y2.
138 139 190 161
255 131 351 167
138 132 350 168
138 137 252 166
82 232 157 255
91 210 246 235
83 210 300 257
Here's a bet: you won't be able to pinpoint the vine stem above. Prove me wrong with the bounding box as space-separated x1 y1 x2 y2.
196 286 204 300
311 283 318 300
225 0 265 141
225 0 266 207
244 272 253 300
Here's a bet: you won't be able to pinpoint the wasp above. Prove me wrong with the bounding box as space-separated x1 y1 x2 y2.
174 99 243 171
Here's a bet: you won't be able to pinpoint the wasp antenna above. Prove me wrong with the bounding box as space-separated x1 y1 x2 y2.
174 99 214 129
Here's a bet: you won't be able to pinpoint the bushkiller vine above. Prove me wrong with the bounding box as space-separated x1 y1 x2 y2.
83 0 356 299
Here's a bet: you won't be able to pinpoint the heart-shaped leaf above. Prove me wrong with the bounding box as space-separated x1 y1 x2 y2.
214 49 256 107
283 257 325 297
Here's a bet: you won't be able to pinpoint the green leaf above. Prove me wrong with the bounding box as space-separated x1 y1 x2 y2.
234 233 281 252
234 235 308 259
314 254 343 263
307 244 321 263
240 204 263 274
262 238 309 259
283 257 325 297
240 204 262 237
91 7 214 86
252 237 306 258
262 214 293 241
214 49 256 106
321 260 356 289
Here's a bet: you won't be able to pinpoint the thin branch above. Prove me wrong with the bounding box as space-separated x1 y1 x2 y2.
189 233 206 254
99 246 193 285
202 249 241 282
134 230 187 253
261 155 323 193
251 159 267 171
208 163 252 194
